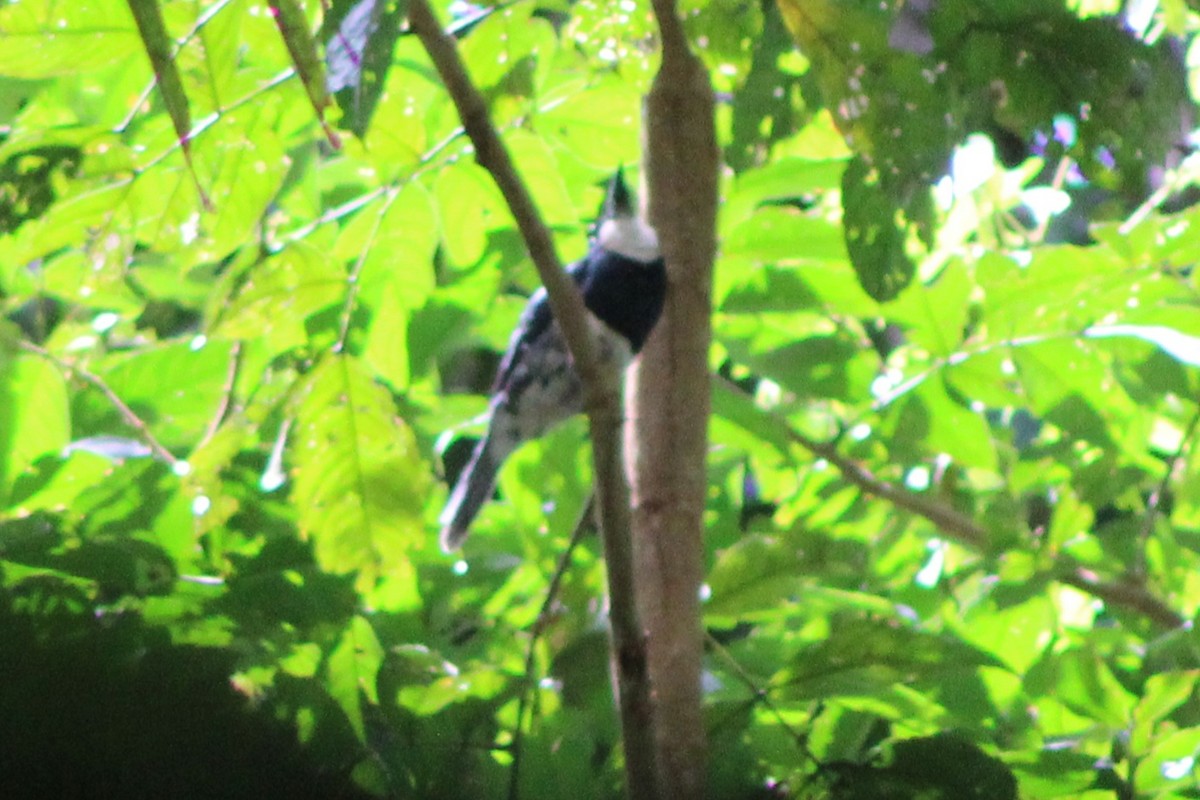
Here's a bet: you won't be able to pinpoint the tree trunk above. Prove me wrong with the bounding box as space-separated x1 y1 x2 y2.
633 2 719 794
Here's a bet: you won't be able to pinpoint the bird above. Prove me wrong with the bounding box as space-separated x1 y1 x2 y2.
439 169 666 552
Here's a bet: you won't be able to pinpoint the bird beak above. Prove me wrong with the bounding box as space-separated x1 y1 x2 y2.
605 167 633 219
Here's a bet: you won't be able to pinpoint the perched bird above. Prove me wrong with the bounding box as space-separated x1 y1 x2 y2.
439 169 666 552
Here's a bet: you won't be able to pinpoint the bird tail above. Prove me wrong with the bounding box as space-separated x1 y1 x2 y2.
439 434 501 553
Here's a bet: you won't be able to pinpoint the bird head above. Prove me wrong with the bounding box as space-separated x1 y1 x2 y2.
596 168 660 263
605 166 634 220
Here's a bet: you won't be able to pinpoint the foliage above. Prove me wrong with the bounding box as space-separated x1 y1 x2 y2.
1 0 1200 798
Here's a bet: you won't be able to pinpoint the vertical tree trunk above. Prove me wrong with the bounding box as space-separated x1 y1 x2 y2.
633 2 719 794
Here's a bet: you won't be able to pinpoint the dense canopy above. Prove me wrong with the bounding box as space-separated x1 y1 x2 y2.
3 1 1200 798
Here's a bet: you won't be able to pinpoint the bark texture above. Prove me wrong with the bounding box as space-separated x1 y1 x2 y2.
634 1 720 795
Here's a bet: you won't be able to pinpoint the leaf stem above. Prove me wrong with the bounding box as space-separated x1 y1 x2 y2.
508 494 595 800
20 341 179 467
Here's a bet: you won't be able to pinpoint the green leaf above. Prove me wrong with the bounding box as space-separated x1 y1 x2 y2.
434 162 489 268
334 180 440 306
0 352 71 501
705 535 806 621
196 0 245 109
885 376 998 471
327 615 384 741
9 451 114 514
98 340 235 450
1133 726 1200 794
0 0 141 78
723 206 847 264
1131 670 1200 754
709 376 793 456
841 156 915 301
787 618 1004 688
888 259 972 357
364 283 412 389
126 0 192 155
540 80 643 167
194 108 288 259
459 3 544 93
1137 671 1199 729
723 158 846 224
290 355 427 585
216 242 343 353
1038 647 1136 729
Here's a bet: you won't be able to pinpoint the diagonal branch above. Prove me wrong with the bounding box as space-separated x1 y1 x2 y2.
1059 567 1184 630
406 3 658 797
716 375 1187 631
780 416 987 550
406 0 601 393
795 422 1184 629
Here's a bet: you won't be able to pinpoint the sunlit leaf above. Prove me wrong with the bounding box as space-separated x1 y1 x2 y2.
98 340 235 450
290 355 426 585
0 353 71 500
327 614 384 740
0 0 141 78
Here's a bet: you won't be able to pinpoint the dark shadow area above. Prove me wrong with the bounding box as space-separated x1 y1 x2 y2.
0 586 370 800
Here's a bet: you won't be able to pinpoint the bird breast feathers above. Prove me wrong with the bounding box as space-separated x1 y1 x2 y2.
597 217 661 263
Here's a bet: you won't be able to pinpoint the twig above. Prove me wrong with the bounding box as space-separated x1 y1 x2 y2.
1133 406 1200 579
406 3 658 796
20 342 178 467
199 340 242 447
716 374 1188 630
704 631 815 762
334 186 401 353
784 421 988 550
280 186 388 246
1059 567 1185 629
508 494 596 800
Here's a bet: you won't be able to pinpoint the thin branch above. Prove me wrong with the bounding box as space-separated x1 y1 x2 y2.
334 186 401 353
21 342 178 467
508 494 596 800
783 419 988 550
705 631 815 762
1059 567 1185 630
199 340 242 448
1133 406 1200 579
280 186 388 246
406 0 602 393
717 374 1188 630
406 3 657 796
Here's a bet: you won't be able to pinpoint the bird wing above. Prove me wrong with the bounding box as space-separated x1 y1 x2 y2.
491 258 591 392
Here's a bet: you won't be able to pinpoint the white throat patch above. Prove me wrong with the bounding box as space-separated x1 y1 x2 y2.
598 216 661 263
